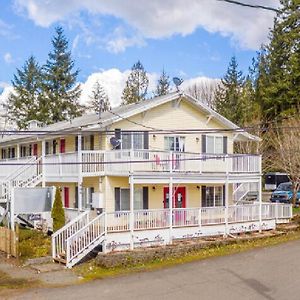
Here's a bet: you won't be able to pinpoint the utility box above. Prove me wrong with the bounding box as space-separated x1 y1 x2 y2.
92 192 104 209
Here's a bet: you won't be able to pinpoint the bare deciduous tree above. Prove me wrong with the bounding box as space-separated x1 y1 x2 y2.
270 118 300 206
185 79 219 109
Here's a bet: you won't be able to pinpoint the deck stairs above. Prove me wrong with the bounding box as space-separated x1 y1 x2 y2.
0 156 43 222
233 182 259 204
52 211 106 268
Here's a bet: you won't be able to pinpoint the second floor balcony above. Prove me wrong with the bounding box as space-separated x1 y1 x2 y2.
43 149 261 179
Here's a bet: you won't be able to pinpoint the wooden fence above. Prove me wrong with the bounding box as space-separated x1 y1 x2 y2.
0 226 19 257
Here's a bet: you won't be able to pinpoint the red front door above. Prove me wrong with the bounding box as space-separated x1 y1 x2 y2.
163 186 186 208
60 139 66 153
33 144 38 156
64 187 70 208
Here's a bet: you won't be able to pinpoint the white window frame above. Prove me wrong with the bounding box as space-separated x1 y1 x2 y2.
206 135 224 154
203 186 223 207
164 136 185 152
121 132 144 150
118 187 143 211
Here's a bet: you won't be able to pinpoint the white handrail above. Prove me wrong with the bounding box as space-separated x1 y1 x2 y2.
52 211 90 261
66 213 105 268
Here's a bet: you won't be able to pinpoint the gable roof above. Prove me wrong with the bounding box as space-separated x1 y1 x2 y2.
0 92 260 145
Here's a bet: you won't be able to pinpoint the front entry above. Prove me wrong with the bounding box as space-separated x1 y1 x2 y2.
163 186 186 208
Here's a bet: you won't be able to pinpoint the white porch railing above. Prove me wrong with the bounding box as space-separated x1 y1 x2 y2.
106 211 130 232
66 213 105 268
134 209 170 229
52 203 292 268
105 203 292 232
0 156 36 181
52 211 89 261
80 150 261 175
44 152 78 177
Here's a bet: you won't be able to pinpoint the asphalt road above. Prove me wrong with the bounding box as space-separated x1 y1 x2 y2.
8 239 300 300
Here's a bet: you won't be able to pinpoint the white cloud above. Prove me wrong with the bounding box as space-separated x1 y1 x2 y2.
0 86 13 105
3 52 14 64
106 27 145 54
79 68 158 107
79 68 219 107
14 0 279 50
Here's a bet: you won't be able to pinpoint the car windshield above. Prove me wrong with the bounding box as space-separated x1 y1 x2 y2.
276 183 292 191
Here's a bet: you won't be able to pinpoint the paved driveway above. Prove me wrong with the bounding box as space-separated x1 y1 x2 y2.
8 239 300 300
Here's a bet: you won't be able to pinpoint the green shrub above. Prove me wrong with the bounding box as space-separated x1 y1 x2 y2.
51 188 65 232
19 228 51 259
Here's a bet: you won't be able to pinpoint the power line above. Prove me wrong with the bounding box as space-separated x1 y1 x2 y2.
216 0 280 13
0 153 260 166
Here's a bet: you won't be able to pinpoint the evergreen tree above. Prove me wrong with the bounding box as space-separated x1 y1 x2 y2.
6 56 43 129
51 188 65 232
88 81 111 116
214 56 245 126
256 0 300 122
121 60 149 105
43 26 83 123
155 69 170 96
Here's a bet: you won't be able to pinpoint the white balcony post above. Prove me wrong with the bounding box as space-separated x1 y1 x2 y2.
169 151 173 174
41 140 46 187
226 154 230 175
77 133 83 211
169 177 173 244
16 144 20 159
129 175 134 250
258 177 262 232
199 186 202 228
224 178 229 236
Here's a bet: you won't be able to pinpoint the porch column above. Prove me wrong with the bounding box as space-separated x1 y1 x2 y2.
169 177 173 244
41 140 46 187
77 133 83 211
199 185 202 228
129 175 134 250
258 177 262 232
16 144 20 159
224 178 229 236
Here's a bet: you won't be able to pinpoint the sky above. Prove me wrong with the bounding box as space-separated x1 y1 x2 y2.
0 0 280 107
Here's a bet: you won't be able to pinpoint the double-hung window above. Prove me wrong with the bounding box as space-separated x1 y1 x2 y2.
115 187 148 211
121 131 146 150
202 186 224 207
164 136 185 152
203 135 227 154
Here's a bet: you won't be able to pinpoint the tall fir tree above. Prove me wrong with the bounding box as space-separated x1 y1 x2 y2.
43 26 82 123
155 69 170 96
256 0 300 122
121 60 149 105
214 56 245 126
6 56 43 129
88 81 111 116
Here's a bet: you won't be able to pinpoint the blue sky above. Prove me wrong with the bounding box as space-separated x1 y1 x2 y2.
0 0 279 105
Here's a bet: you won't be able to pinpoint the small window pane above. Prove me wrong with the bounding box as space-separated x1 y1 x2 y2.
215 137 223 154
134 188 143 210
122 132 132 149
205 186 214 207
215 186 223 206
120 189 130 210
133 133 143 149
206 136 214 153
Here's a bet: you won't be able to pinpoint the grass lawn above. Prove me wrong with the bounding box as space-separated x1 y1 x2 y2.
75 230 300 282
18 228 51 261
293 207 300 215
